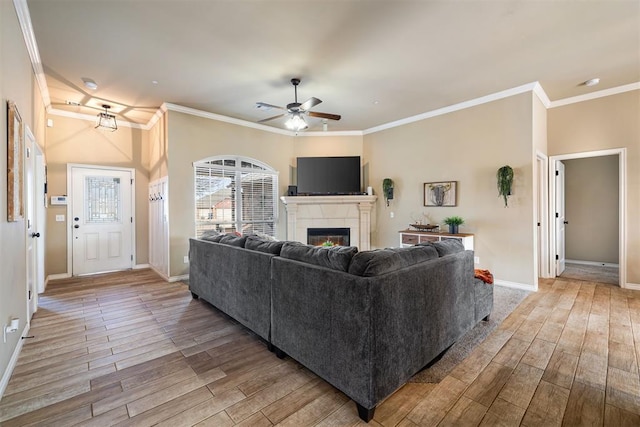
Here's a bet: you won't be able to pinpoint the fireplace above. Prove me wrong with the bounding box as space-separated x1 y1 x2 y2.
307 227 350 247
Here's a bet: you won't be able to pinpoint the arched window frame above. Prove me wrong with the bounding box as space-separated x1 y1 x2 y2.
193 155 278 238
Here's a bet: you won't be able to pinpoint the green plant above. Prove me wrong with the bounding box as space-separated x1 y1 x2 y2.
382 178 394 206
497 165 514 207
443 216 465 226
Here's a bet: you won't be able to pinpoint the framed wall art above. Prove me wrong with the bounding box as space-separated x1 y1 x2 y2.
7 100 24 221
424 181 457 207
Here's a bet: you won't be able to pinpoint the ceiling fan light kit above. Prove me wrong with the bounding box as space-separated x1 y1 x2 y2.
257 78 341 131
95 104 118 131
285 113 308 131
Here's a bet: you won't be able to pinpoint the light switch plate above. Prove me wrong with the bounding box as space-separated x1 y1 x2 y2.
56 215 65 222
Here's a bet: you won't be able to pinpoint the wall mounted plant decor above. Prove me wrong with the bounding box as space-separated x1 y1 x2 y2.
497 165 514 207
382 178 394 206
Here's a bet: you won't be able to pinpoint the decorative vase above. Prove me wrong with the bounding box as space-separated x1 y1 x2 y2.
448 224 458 234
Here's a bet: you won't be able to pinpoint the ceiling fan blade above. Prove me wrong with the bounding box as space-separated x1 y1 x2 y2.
299 97 322 111
308 111 341 121
257 113 286 123
256 102 285 110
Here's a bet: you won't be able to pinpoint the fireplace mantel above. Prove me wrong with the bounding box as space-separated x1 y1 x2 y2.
280 195 377 250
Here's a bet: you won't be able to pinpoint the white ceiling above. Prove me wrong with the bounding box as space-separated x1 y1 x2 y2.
26 0 640 132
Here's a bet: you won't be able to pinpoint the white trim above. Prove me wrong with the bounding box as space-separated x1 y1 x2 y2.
549 149 627 288
549 83 640 109
166 103 291 136
363 82 539 135
48 109 147 130
532 82 551 108
565 259 619 268
169 274 189 283
535 151 550 280
150 266 170 282
494 280 535 292
13 0 51 111
134 263 151 270
47 273 71 281
66 164 137 276
626 283 640 291
0 324 30 400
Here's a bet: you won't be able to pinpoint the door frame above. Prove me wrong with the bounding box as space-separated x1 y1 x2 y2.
66 164 136 276
548 148 626 287
535 151 550 280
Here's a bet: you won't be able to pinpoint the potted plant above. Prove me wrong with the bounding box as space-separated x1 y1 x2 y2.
497 165 514 207
382 178 394 207
443 216 464 234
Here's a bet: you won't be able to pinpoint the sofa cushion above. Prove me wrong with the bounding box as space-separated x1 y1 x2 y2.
280 242 357 272
431 239 465 256
348 245 439 276
244 235 284 255
218 234 247 247
200 230 224 243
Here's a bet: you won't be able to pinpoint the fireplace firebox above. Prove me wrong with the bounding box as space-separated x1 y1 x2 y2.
307 228 350 247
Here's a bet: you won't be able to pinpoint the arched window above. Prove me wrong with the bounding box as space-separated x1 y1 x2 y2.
194 156 278 238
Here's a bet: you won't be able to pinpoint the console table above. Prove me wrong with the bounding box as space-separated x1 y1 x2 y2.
399 229 474 250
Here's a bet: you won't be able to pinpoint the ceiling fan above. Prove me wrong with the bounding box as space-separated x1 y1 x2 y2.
256 78 341 131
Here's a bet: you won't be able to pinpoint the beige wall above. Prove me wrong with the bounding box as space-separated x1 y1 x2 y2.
165 112 370 277
166 111 295 276
548 90 640 284
44 115 150 275
564 156 619 263
0 0 46 390
149 110 169 182
364 92 537 287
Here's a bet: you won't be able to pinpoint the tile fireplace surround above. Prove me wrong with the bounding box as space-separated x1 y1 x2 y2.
280 195 377 250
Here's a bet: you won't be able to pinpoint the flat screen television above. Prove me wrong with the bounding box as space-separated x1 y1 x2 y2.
296 156 361 195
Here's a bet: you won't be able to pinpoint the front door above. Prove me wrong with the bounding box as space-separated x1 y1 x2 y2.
71 166 134 275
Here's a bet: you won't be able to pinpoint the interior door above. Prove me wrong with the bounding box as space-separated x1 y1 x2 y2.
555 161 566 275
71 166 133 275
25 128 38 317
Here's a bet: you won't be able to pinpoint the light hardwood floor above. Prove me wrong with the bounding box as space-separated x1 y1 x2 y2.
1 269 639 426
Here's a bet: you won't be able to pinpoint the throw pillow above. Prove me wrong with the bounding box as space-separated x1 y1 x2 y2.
244 235 284 255
200 230 224 243
348 245 438 276
219 234 247 247
280 241 358 272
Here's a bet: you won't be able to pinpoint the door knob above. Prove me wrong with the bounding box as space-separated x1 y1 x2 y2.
74 224 80 229
31 232 40 238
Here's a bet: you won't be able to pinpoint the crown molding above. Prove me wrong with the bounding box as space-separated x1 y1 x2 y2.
363 82 539 135
548 82 640 108
532 82 551 108
13 0 51 110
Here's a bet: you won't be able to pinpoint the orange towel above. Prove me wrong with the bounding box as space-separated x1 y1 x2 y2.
474 269 494 285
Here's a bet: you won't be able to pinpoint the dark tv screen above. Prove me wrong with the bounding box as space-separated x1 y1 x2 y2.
296 156 361 195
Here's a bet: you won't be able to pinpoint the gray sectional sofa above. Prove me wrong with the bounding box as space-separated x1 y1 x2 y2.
188 234 493 422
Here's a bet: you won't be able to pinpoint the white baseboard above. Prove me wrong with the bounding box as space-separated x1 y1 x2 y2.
169 274 189 283
0 324 30 400
47 272 71 281
625 282 640 291
565 259 619 268
134 263 150 270
494 279 536 292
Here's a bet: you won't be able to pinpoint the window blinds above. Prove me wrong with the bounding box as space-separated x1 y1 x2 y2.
194 158 277 238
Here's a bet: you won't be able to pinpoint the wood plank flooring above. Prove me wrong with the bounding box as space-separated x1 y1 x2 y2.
1 269 639 426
